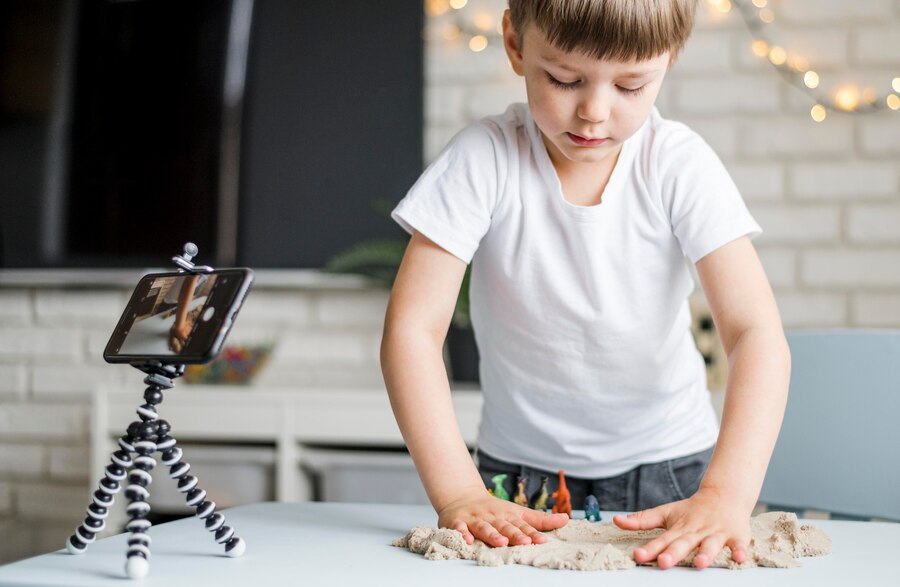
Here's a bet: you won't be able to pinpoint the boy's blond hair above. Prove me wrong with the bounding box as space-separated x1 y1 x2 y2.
508 0 698 62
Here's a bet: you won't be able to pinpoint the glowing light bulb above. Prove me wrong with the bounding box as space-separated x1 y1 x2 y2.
887 94 900 110
468 35 488 52
789 56 809 72
473 12 494 32
768 46 787 66
752 0 767 7
449 0 467 9
803 71 819 89
759 8 775 23
810 104 827 122
716 0 732 13
893 78 900 93
425 0 450 17
834 86 860 112
751 40 769 57
862 87 878 104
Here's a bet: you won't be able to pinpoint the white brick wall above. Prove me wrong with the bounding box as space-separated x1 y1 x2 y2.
0 291 32 325
0 445 44 478
791 163 899 200
0 365 28 401
775 0 895 24
803 250 900 287
34 290 125 326
0 404 87 439
846 205 900 244
860 117 900 155
854 26 900 66
853 294 900 326
15 482 89 522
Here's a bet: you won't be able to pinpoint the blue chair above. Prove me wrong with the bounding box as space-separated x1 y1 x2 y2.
759 330 900 521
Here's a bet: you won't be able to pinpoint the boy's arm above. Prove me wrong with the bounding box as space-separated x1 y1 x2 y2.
382 231 567 547
614 235 790 569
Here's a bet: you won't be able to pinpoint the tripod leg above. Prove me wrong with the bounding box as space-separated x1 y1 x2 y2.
66 430 136 555
157 420 246 558
123 420 158 579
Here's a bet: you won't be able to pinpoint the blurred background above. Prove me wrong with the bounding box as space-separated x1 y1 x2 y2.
0 0 898 563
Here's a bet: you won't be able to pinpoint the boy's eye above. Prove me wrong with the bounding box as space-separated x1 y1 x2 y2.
617 85 647 97
546 72 580 90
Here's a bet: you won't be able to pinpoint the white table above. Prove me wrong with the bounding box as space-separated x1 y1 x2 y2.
1 502 898 586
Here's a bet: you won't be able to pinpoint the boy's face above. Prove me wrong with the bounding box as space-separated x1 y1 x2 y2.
503 11 670 171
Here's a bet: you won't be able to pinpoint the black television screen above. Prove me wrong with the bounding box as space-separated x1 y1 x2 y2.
0 0 423 268
66 0 228 266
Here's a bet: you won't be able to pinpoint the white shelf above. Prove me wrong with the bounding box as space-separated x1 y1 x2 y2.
91 385 482 503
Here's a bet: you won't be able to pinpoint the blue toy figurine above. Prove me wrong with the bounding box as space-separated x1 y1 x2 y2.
584 494 602 522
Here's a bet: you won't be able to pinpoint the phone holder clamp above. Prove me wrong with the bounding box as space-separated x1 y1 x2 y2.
172 242 214 274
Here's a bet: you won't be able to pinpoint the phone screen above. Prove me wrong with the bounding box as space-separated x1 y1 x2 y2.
104 269 253 364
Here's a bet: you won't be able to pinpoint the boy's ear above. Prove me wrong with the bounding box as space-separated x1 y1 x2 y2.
502 10 525 76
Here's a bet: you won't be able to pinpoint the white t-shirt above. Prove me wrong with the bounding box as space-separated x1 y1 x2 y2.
392 103 761 478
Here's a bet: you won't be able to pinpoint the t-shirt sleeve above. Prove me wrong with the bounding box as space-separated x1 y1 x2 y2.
657 126 761 264
391 123 501 264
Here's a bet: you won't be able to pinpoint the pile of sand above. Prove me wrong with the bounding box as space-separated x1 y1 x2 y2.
394 511 831 571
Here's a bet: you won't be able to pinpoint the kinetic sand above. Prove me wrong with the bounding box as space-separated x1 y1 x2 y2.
395 511 831 571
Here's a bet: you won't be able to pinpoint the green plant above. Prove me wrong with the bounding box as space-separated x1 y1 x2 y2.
325 199 471 327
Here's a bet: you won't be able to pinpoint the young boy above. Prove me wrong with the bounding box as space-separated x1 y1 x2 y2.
381 0 790 570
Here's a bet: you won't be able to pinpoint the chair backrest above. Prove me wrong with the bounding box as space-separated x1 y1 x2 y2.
759 330 900 521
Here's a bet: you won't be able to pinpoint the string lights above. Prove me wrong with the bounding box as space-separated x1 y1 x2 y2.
709 0 900 121
425 0 501 53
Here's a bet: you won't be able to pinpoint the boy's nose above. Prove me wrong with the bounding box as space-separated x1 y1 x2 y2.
577 91 611 124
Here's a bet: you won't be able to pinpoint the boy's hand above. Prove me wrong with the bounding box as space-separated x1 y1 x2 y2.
612 487 752 569
437 489 569 548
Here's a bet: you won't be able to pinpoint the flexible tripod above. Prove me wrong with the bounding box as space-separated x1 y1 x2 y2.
66 245 246 579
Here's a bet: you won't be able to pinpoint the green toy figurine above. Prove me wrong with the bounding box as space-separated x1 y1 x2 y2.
528 475 549 510
491 474 510 501
513 476 528 507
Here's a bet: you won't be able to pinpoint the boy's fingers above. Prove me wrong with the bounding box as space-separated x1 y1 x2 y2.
472 520 508 547
693 534 726 569
726 538 749 564
633 529 676 563
451 521 474 545
522 510 569 531
493 519 530 545
614 508 666 531
509 518 545 544
657 533 702 569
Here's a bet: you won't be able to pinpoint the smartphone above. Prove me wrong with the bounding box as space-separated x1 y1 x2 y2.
104 268 254 364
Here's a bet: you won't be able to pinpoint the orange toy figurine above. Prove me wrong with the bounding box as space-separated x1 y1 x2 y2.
551 470 571 517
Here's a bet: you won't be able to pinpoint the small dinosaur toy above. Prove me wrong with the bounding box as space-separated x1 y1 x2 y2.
551 470 571 517
529 476 549 510
584 494 602 522
513 476 529 507
491 473 510 501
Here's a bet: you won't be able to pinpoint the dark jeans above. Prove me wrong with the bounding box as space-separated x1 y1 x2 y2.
476 446 714 512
